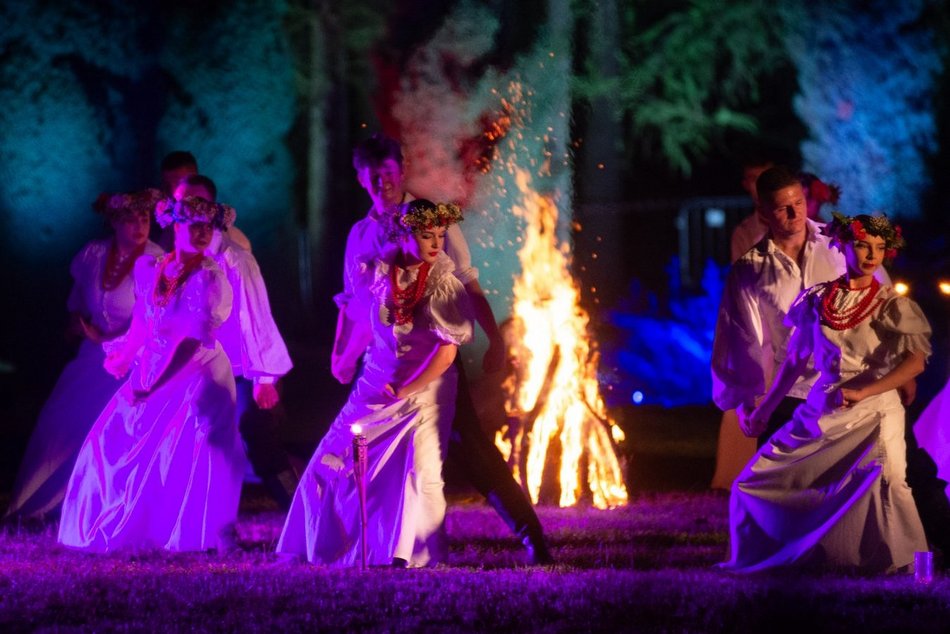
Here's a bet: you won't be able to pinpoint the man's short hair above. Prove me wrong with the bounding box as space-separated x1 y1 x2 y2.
352 133 403 171
756 166 800 201
161 150 198 173
180 173 217 201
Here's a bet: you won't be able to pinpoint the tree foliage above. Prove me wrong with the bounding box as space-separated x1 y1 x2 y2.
573 0 795 175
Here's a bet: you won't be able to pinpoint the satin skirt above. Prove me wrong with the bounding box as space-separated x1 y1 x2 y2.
277 367 457 567
914 378 950 499
58 342 245 553
722 390 926 573
6 340 122 520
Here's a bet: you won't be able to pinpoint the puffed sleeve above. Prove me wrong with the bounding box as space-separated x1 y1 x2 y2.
427 274 474 346
335 219 387 322
878 295 932 360
711 264 767 410
231 246 293 378
180 261 233 345
133 253 158 299
783 286 819 365
334 224 367 311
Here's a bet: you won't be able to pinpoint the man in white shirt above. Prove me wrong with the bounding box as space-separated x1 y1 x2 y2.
333 134 552 564
713 166 849 445
715 166 950 562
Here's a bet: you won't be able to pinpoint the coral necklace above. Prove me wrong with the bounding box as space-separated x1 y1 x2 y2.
389 261 431 325
819 276 883 330
153 251 204 307
102 241 145 291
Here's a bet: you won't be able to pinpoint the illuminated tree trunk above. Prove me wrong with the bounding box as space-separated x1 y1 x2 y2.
573 0 625 310
299 1 334 313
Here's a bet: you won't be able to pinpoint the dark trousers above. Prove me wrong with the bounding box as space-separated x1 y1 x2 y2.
756 396 805 449
235 377 293 480
445 359 545 540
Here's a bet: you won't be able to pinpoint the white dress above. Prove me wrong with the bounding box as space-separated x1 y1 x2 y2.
5 238 163 520
914 378 950 498
58 254 246 552
723 283 931 573
277 253 473 566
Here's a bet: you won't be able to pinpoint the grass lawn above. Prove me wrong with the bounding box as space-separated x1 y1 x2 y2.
2 490 949 632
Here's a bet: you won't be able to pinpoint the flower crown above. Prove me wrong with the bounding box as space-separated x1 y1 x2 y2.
93 188 164 221
821 211 905 259
387 199 463 240
154 196 236 230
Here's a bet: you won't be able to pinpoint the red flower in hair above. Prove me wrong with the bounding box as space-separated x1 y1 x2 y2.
885 248 898 259
894 225 902 238
850 220 867 240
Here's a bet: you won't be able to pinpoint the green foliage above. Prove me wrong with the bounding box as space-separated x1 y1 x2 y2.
574 0 795 175
284 1 388 88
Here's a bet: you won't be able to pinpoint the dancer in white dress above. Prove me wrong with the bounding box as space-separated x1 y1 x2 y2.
58 194 246 553
723 212 930 573
277 199 472 567
5 190 163 521
914 378 950 500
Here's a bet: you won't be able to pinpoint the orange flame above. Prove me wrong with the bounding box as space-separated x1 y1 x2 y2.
495 168 628 509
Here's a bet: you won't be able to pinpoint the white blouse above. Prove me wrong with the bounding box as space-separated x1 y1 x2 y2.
207 232 293 382
131 255 233 392
786 282 931 414
67 239 164 339
360 253 473 388
335 197 478 322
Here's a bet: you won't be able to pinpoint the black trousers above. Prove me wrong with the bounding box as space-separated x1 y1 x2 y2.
445 359 545 539
235 376 293 479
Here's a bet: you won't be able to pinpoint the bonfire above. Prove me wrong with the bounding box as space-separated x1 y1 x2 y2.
494 168 628 510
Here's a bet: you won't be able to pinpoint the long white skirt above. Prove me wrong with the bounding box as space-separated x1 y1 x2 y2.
277 367 457 567
722 390 926 573
914 378 950 498
5 340 122 520
58 342 246 553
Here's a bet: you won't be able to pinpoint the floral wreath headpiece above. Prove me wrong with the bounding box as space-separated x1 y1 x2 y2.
821 211 905 259
154 195 236 230
387 199 463 241
93 188 163 221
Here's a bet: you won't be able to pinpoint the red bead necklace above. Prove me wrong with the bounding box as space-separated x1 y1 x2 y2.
153 251 205 307
101 240 145 291
819 276 883 330
389 261 431 325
